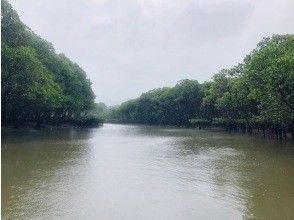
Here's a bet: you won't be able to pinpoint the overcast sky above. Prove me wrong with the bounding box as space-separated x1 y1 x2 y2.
10 0 294 105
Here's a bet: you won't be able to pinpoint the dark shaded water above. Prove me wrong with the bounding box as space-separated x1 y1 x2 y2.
2 124 294 219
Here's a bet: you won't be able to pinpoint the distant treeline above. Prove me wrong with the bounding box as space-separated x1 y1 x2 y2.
1 0 103 127
110 34 294 140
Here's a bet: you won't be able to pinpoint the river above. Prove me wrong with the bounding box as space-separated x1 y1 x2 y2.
2 124 294 219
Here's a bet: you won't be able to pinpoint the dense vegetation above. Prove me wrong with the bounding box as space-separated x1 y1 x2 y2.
1 0 103 127
111 35 294 140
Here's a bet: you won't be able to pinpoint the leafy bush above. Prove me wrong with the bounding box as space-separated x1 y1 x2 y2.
72 115 104 127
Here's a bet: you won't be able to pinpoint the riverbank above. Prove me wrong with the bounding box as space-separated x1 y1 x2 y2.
2 115 104 130
106 121 294 141
2 121 103 132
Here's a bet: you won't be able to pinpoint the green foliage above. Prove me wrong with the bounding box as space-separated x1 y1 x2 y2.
71 115 104 127
3 0 292 135
1 0 96 127
112 35 294 136
112 80 203 126
244 35 294 126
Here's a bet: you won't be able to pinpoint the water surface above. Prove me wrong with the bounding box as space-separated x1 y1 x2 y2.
2 124 294 219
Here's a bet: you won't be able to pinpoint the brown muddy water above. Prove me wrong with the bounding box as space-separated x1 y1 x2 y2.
2 124 294 219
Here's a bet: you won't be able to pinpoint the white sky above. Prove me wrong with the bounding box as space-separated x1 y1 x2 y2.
9 0 294 105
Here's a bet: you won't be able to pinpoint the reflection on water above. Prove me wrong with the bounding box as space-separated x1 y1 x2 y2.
2 129 94 220
2 124 294 219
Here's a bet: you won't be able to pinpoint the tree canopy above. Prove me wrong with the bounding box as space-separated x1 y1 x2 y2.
1 0 101 127
111 34 294 139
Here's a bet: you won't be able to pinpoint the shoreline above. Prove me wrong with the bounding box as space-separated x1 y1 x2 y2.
105 122 294 141
2 122 293 141
1 122 103 132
